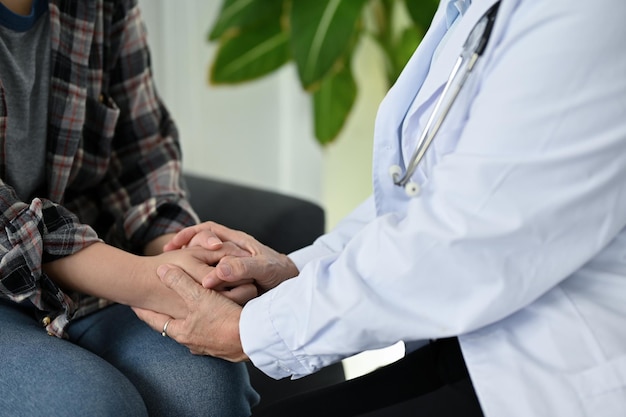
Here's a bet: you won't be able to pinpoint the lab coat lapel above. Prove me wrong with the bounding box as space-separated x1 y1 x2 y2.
414 0 501 114
373 0 505 214
372 3 449 213
373 3 447 145
374 0 502 158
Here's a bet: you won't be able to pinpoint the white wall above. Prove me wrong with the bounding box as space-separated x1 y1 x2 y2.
138 0 403 379
138 0 323 204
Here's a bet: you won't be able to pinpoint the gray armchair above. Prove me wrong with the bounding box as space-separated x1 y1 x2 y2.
183 173 346 411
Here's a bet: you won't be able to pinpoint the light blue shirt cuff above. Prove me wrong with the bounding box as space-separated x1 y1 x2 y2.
240 292 311 380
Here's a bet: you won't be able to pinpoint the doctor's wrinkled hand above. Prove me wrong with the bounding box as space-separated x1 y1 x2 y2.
165 221 299 292
133 264 249 362
163 223 225 252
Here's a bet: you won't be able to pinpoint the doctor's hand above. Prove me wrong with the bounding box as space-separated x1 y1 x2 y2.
152 244 258 306
133 264 249 362
164 221 299 292
163 222 230 252
186 222 299 292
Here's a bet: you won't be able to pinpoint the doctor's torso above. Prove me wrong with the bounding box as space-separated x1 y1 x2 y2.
242 1 626 414
369 0 626 415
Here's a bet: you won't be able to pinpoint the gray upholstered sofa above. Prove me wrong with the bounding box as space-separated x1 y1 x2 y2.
183 173 346 411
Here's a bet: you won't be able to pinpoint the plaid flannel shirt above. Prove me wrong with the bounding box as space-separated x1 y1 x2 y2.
0 0 199 337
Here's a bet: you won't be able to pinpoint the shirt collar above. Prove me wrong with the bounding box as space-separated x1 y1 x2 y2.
446 0 472 28
0 0 48 32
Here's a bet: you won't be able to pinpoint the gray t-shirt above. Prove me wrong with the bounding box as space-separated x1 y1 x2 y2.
0 0 49 201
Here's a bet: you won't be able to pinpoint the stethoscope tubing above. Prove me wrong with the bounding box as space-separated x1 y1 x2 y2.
393 54 474 187
391 2 500 196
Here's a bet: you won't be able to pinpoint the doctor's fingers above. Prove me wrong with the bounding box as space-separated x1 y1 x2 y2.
213 254 298 292
156 265 246 359
165 243 251 285
194 241 251 264
133 306 215 356
218 283 258 305
209 276 256 292
156 263 249 310
132 306 171 334
157 263 209 304
163 225 223 252
192 221 267 255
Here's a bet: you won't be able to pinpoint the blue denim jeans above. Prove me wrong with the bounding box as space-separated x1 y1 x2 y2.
0 301 259 417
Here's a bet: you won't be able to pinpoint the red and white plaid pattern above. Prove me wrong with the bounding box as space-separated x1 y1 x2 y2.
0 0 199 338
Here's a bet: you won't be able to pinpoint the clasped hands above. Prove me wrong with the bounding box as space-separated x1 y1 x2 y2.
133 221 299 362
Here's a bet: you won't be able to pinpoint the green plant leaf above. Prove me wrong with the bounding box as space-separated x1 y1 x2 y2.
313 64 357 145
210 21 290 84
208 0 283 40
290 0 368 90
205 0 438 147
403 0 439 32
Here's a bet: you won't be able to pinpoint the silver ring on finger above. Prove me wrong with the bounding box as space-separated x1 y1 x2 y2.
161 319 172 337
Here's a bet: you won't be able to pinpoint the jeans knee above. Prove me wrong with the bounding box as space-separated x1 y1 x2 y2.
63 372 148 417
0 368 148 417
128 356 258 417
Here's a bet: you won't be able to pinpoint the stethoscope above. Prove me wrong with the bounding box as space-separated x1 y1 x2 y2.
390 2 500 197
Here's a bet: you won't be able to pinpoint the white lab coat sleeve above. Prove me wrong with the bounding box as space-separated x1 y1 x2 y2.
288 196 376 270
241 0 626 380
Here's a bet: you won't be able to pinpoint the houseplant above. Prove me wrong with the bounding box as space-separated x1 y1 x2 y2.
207 0 439 145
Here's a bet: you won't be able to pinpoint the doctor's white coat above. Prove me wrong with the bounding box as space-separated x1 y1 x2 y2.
240 0 626 415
